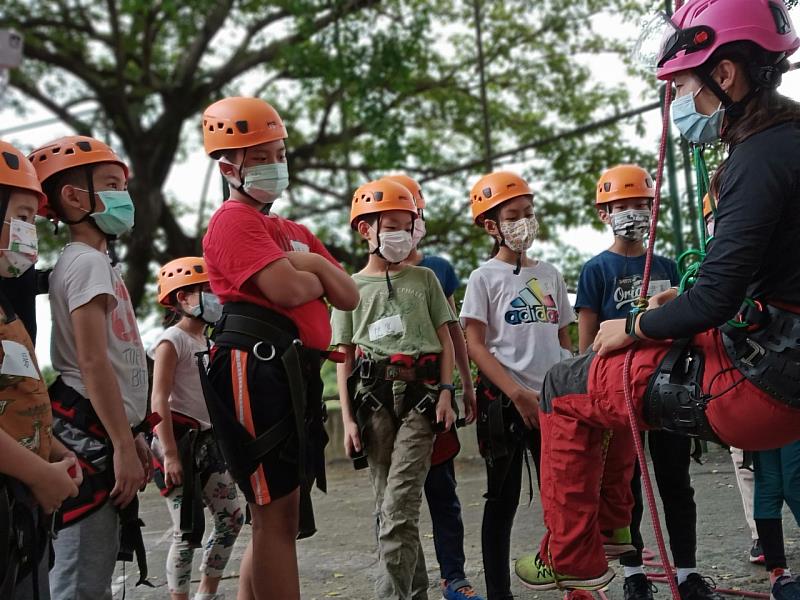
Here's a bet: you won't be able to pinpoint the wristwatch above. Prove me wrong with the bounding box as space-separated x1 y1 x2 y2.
625 309 645 340
437 383 456 392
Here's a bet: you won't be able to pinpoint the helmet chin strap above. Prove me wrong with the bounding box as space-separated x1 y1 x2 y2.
695 67 765 123
493 222 523 275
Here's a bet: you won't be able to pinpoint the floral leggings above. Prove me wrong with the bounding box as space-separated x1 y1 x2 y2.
165 469 244 594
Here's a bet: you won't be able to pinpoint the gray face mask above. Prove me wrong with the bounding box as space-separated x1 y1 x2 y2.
610 209 650 241
189 292 223 325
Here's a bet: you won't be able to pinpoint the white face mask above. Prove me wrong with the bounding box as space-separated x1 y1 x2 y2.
189 292 223 325
371 229 414 264
411 218 426 247
610 209 651 241
0 219 37 278
499 215 538 253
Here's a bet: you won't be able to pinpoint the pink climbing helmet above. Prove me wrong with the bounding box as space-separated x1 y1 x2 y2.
653 0 800 80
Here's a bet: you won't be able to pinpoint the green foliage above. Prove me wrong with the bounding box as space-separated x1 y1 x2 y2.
2 0 656 313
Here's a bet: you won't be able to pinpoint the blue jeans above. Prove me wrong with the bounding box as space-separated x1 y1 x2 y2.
424 458 466 584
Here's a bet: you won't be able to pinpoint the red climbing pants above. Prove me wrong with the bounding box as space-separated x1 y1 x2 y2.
537 328 800 578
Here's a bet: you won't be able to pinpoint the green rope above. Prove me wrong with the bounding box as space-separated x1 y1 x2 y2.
677 146 711 293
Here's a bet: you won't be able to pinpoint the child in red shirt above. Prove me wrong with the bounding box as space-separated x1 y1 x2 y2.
200 96 358 600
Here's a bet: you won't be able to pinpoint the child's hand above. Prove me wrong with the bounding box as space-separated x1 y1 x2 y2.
164 452 184 488
110 441 145 508
510 387 540 430
592 318 636 356
31 457 80 514
436 391 456 431
343 420 362 457
60 450 84 487
462 383 477 425
134 433 153 489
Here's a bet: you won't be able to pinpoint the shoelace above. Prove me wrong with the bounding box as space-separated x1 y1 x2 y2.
535 554 554 578
684 575 721 599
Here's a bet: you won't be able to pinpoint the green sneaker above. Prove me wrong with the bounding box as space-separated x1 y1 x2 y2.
515 552 616 591
602 526 636 558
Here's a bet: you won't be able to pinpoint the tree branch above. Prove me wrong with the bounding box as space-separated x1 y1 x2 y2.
9 74 93 135
172 0 236 89
203 0 381 94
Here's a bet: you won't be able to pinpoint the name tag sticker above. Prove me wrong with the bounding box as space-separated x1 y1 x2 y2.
368 315 405 341
1 340 39 380
290 240 310 253
647 280 672 296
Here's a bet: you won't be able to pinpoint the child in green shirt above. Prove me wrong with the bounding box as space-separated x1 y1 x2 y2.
331 178 456 600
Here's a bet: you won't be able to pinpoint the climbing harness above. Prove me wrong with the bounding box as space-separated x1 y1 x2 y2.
197 301 330 539
346 352 444 469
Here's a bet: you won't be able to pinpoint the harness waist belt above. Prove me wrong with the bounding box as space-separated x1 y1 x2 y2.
721 303 800 408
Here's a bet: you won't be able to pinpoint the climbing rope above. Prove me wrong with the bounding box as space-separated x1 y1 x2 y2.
621 70 683 600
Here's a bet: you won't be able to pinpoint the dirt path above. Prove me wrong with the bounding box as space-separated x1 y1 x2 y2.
116 444 797 599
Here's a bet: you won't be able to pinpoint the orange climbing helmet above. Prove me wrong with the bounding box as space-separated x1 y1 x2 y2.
595 164 655 206
28 136 128 188
202 97 288 158
0 141 46 209
350 179 417 229
382 174 425 209
157 257 209 306
469 171 533 224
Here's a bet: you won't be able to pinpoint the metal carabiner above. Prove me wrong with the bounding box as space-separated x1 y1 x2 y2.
252 341 277 362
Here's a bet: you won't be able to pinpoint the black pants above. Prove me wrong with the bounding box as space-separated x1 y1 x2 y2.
481 426 541 600
621 430 697 568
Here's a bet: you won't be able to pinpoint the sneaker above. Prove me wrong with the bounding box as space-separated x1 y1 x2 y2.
514 552 615 591
602 527 637 558
772 575 800 600
624 573 657 600
678 573 725 600
441 579 484 600
750 539 765 565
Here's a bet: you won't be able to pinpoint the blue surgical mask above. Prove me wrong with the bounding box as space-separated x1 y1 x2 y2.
92 190 135 235
671 88 725 144
242 162 290 204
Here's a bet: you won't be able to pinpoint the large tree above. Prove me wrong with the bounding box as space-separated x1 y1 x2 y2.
1 0 655 309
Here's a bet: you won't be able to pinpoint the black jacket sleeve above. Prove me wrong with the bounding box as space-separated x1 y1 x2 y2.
640 128 794 340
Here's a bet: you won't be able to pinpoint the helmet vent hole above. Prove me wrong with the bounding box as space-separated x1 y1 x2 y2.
236 120 249 134
374 191 383 201
76 141 92 152
1 152 19 170
65 148 75 155
482 187 492 199
226 128 234 134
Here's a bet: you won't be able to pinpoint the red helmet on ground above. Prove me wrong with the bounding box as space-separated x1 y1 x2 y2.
655 0 800 80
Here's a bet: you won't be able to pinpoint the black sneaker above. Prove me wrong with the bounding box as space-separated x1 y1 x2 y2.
624 574 657 600
772 574 800 600
750 539 765 565
679 574 725 600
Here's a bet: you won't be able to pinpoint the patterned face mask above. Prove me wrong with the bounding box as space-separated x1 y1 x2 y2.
499 215 538 253
610 209 650 241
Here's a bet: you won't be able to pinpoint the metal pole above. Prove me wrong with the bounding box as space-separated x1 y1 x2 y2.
680 138 699 248
472 0 493 172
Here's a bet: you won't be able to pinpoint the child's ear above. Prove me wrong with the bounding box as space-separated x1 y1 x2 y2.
483 218 499 236
597 208 611 226
219 162 236 178
356 219 372 241
60 184 82 210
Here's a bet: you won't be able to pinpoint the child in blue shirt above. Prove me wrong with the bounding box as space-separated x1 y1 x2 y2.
574 165 720 600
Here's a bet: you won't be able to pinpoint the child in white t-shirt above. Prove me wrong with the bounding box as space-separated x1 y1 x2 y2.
460 171 573 600
150 257 243 600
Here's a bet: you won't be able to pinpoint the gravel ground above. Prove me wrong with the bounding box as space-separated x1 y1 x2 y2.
112 443 798 599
